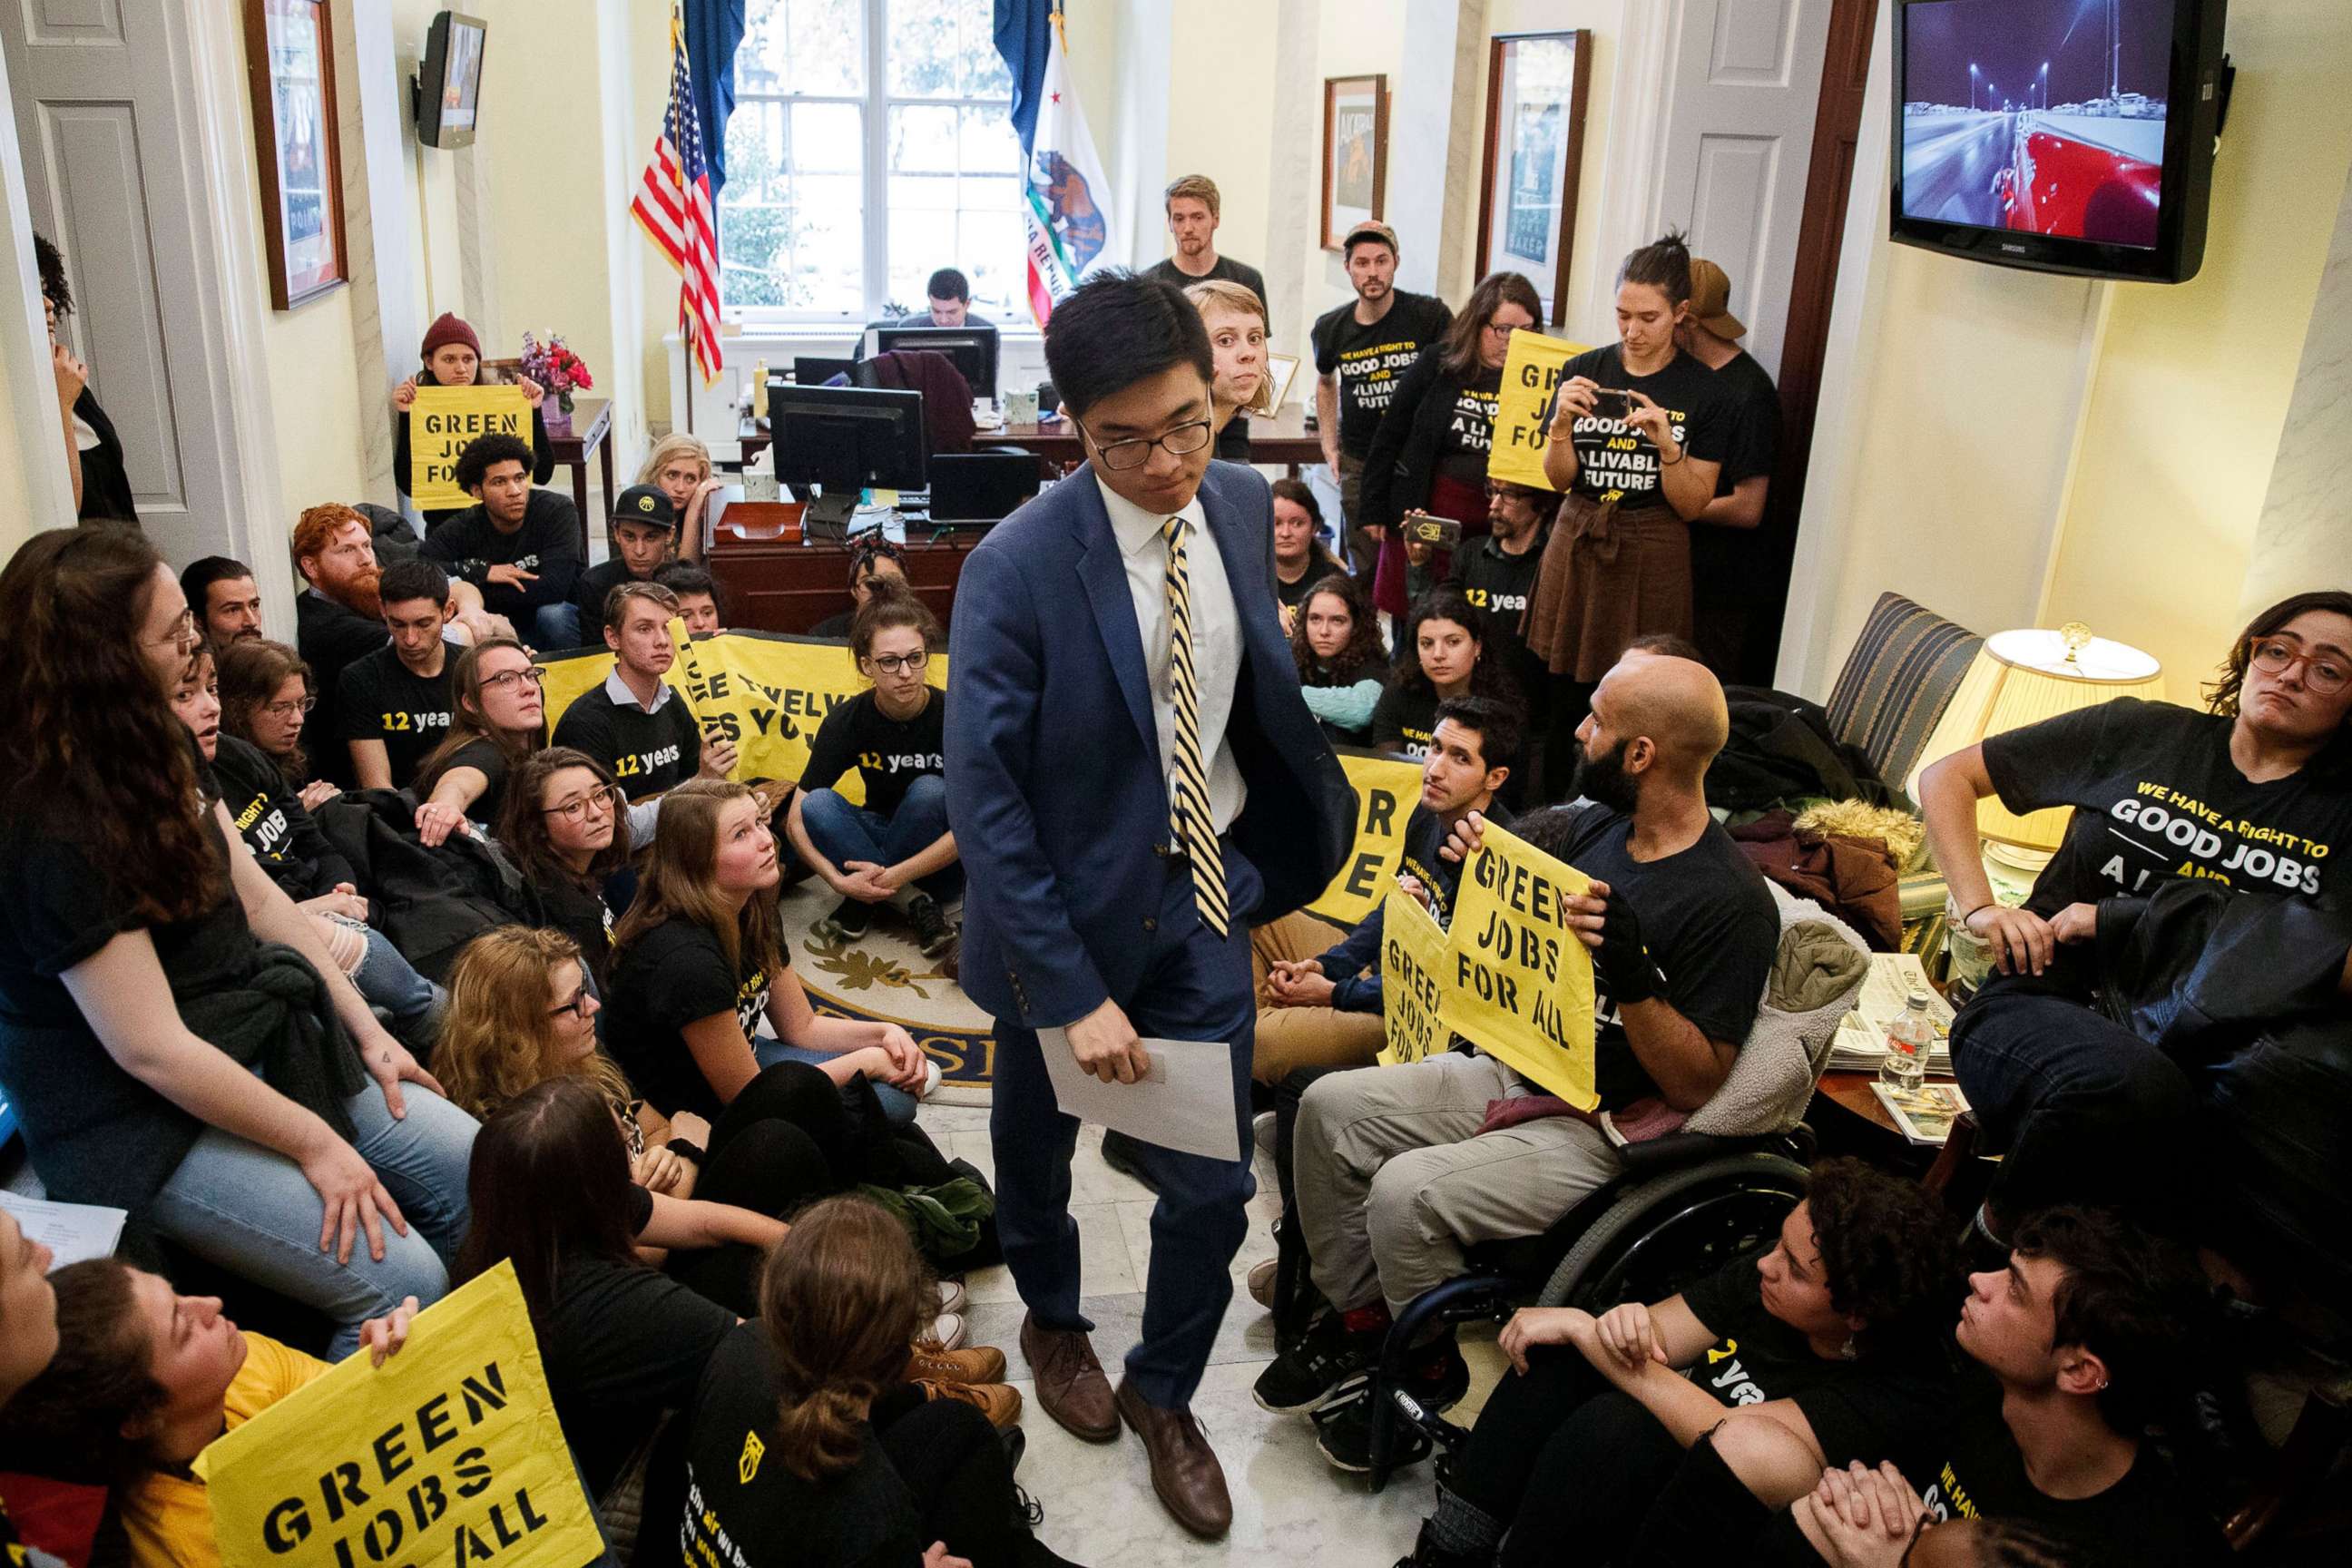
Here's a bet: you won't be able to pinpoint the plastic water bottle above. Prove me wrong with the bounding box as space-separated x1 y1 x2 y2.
1880 989 1934 1093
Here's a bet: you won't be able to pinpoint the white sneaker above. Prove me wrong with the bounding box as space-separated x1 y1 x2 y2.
928 1310 968 1351
937 1278 968 1317
1253 1109 1278 1161
917 1056 943 1100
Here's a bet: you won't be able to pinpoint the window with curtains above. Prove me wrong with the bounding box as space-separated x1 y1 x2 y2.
720 0 1024 325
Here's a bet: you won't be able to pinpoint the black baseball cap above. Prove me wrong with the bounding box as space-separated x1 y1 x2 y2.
612 484 679 531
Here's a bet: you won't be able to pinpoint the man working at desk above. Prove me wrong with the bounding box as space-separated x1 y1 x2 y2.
946 270 1351 1539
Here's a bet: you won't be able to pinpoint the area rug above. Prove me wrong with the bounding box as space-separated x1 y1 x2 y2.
779 882 995 1102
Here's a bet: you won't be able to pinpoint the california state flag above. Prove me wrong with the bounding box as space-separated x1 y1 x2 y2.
1004 5 1122 327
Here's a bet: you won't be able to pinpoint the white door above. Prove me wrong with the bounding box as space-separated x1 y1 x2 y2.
4 0 237 561
1653 0 1837 380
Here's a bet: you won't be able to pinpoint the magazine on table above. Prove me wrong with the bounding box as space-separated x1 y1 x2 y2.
1828 953 1955 1075
1871 1081 1972 1146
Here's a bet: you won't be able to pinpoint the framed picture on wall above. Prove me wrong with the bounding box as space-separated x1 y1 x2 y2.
243 0 348 309
1475 31 1592 327
1320 74 1388 251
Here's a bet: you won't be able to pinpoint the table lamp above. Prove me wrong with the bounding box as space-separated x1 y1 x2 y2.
1906 622 2164 870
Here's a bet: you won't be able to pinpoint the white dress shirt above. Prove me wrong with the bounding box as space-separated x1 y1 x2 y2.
1094 475 1247 835
605 665 679 842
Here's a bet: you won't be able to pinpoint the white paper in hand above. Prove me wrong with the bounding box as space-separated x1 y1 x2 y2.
1036 1029 1242 1162
0 1189 128 1267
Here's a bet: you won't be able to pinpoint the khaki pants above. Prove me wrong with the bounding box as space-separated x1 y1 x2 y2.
1294 1052 1622 1315
1250 911 1386 1083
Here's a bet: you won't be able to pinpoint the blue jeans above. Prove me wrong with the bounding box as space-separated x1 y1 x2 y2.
754 1037 920 1128
149 1082 480 1357
349 926 446 1043
533 600 583 650
799 776 963 903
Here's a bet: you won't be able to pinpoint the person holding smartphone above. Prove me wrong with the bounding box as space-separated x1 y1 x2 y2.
1525 231 1732 779
551 581 737 841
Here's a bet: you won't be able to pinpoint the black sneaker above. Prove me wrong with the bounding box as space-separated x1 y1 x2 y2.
1310 1337 1471 1472
812 898 872 942
1250 1308 1382 1414
907 892 956 956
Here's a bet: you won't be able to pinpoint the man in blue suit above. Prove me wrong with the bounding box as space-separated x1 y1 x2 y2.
946 273 1352 1536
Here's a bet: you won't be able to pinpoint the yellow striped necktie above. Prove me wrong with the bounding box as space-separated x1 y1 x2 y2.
1161 515 1230 937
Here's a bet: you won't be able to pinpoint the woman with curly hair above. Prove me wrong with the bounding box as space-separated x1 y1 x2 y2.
1289 573 1387 745
675 1195 1073 1568
1391 1158 1961 1567
215 637 335 805
1370 583 1519 759
0 528 473 1361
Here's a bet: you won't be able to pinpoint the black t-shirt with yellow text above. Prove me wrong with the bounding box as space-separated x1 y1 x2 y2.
605 916 783 1122
1313 291 1455 456
1546 344 1732 509
1434 366 1505 486
338 640 459 789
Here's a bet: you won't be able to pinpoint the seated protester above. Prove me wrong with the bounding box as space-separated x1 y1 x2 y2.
1252 699 1515 1085
1359 272 1542 617
1922 593 2352 1263
217 637 338 810
172 646 441 1048
0 1260 417 1568
0 1211 57 1566
420 431 584 650
809 537 911 639
1370 583 1519 759
411 636 547 846
572 482 684 632
1396 1159 1958 1562
389 311 554 530
1271 477 1348 629
290 503 391 787
181 555 265 646
787 589 958 958
437 931 849 1318
338 556 461 790
0 528 475 1358
1659 1209 2229 1568
1450 478 1555 713
552 583 732 841
605 780 938 1132
656 560 726 636
1291 573 1388 746
677 1196 1074 1568
1261 652 1778 1424
1185 278 1274 463
1803 1508 2082 1568
639 431 725 564
498 747 633 988
454 1078 779 1498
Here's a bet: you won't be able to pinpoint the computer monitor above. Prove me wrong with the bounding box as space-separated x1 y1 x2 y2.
766 381 928 534
792 355 856 388
873 324 999 402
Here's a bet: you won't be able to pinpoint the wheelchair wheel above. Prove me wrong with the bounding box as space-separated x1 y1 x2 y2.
1536 1153 1809 1310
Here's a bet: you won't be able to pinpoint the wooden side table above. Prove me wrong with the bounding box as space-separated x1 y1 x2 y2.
545 397 616 554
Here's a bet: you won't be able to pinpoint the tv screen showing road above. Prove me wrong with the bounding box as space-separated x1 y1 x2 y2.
1901 0 2174 248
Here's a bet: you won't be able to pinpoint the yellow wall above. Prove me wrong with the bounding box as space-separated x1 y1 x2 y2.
1164 2 1280 272
2040 0 2352 700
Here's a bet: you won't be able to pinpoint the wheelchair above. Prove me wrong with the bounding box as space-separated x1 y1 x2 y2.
1266 884 1867 1492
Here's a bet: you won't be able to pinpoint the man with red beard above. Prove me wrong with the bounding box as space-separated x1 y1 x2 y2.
293 505 394 788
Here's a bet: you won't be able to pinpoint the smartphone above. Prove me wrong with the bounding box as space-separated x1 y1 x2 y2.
1589 387 1634 420
1400 511 1464 549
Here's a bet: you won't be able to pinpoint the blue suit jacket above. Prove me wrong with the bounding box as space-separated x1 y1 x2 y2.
945 460 1355 1029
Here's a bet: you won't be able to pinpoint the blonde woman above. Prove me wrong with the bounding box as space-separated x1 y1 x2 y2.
640 431 726 563
1184 277 1275 462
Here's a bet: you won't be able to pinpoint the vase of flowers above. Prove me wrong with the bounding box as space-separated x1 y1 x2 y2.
519 330 594 433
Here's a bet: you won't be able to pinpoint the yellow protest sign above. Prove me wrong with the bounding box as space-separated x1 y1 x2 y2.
410 386 531 510
1486 328 1592 491
1306 748 1430 927
1444 818 1599 1106
191 1261 602 1568
538 631 927 807
1377 884 1451 1068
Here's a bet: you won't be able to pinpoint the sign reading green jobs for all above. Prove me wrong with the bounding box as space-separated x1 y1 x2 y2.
409 386 531 512
1486 328 1592 493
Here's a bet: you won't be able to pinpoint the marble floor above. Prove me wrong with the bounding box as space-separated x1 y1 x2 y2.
916 1102 1514 1567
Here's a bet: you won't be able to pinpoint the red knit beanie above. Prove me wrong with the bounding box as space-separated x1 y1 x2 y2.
419 311 480 360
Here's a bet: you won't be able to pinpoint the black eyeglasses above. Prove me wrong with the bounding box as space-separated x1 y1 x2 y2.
547 985 593 1020
865 650 930 676
1076 417 1214 472
541 785 620 822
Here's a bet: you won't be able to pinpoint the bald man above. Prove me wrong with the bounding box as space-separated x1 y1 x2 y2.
1260 652 1780 1472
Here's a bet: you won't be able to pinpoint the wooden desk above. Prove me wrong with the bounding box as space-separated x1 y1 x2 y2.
707 511 975 634
545 397 615 554
992 404 1327 474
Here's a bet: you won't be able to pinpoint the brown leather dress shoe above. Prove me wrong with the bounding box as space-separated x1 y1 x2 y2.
1019 1312 1119 1442
1114 1377 1232 1540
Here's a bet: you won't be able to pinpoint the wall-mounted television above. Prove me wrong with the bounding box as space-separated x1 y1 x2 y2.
415 11 488 149
1892 0 2230 283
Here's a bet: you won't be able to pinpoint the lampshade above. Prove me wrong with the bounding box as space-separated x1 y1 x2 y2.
1906 624 2165 856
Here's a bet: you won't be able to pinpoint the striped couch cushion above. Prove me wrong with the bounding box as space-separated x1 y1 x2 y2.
1825 592 1984 788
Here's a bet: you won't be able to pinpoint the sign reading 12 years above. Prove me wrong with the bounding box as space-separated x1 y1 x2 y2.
191 1261 602 1568
409 386 531 512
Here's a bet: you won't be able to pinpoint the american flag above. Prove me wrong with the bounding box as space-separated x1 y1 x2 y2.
631 11 723 384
